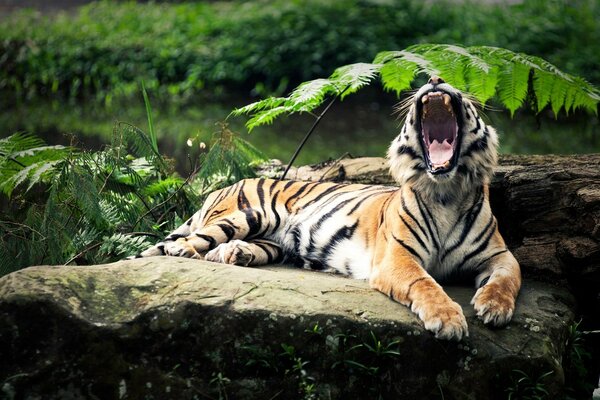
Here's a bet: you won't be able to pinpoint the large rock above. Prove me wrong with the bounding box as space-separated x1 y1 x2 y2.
1 258 575 400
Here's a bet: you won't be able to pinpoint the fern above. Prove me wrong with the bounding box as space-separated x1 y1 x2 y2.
0 132 71 196
234 44 600 129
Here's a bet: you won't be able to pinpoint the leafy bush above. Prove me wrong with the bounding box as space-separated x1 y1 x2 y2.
1 0 599 102
0 116 265 275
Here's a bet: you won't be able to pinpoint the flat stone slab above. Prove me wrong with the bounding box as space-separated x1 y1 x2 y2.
0 257 575 399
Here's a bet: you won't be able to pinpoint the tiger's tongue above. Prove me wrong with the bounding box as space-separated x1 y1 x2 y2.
428 139 453 165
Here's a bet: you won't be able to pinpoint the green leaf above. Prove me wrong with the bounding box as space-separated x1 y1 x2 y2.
379 59 416 96
532 70 555 112
329 63 381 99
496 61 530 117
246 105 293 132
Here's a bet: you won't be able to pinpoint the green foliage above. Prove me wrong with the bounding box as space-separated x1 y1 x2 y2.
0 104 265 276
0 132 71 196
235 44 600 128
563 320 594 399
1 0 599 102
506 370 553 400
239 326 406 399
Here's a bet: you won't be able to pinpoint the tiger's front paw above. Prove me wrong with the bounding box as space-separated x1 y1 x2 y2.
164 238 201 259
205 240 254 266
412 299 469 341
471 282 515 327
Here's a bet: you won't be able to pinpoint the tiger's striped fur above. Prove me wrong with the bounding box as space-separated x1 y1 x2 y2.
137 77 521 341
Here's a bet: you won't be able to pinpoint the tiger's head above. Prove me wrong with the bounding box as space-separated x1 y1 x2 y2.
388 76 498 197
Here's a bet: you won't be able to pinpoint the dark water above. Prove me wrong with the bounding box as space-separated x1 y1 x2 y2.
2 91 599 175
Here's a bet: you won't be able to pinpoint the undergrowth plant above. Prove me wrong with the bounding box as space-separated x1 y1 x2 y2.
0 96 265 275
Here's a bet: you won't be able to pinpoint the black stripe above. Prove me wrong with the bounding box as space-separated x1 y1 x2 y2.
216 223 235 241
207 182 238 214
301 184 344 209
470 117 481 134
458 220 497 268
474 249 509 273
320 221 359 258
464 104 471 120
462 135 488 159
397 145 422 160
269 190 282 234
400 190 428 239
282 180 296 191
392 233 424 265
473 215 495 243
399 213 430 255
256 179 266 213
237 181 250 209
237 181 262 238
195 234 217 250
306 198 355 254
245 208 262 238
185 218 193 226
441 191 485 262
346 189 392 215
165 233 186 242
284 182 313 211
253 241 275 264
411 188 440 251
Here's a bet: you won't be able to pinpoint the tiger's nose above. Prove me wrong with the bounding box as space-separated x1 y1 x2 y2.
428 76 445 85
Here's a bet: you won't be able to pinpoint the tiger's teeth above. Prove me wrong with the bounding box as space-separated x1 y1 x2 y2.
443 94 451 107
421 95 429 104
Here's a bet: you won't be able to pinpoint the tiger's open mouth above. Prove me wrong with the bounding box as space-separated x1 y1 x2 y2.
418 91 461 175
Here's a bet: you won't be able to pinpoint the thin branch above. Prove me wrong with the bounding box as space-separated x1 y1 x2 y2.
63 241 103 265
279 84 351 180
0 220 46 238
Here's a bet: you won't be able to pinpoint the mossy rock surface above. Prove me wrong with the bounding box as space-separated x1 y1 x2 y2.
0 257 574 399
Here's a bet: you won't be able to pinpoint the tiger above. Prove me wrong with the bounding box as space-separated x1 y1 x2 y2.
136 76 521 341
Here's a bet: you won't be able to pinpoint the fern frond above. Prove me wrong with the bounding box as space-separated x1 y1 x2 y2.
0 133 71 196
288 79 335 109
550 78 569 117
329 63 381 99
246 106 293 132
230 97 287 117
234 43 600 129
496 61 530 117
98 233 153 259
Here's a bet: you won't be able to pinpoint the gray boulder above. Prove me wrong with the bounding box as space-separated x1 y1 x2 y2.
1 257 575 399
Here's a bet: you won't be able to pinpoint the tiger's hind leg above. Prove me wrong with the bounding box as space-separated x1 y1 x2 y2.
205 239 282 267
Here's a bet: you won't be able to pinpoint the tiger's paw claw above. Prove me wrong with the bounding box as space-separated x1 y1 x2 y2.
471 283 515 327
206 240 254 266
414 300 468 341
164 239 201 259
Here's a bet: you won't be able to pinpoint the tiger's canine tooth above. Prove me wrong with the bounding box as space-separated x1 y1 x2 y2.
443 94 451 107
